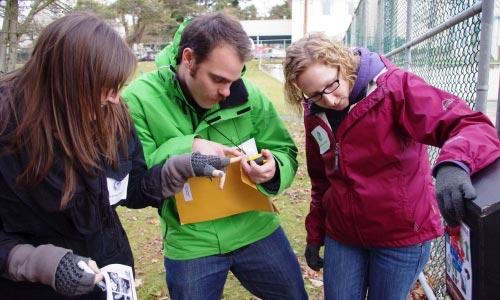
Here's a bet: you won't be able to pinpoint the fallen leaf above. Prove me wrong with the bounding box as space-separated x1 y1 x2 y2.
308 278 324 287
135 278 143 288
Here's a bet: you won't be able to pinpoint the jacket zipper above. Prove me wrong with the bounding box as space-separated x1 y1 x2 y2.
335 139 364 245
334 142 340 172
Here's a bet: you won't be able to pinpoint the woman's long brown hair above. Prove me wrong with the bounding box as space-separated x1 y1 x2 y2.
0 12 136 207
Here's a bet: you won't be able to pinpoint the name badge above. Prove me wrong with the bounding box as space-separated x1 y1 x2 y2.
107 175 129 205
311 126 330 154
182 183 193 201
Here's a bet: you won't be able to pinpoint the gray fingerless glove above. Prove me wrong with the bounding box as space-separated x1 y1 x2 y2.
191 152 230 177
435 164 477 227
6 244 71 291
160 153 231 197
54 253 95 296
161 154 194 197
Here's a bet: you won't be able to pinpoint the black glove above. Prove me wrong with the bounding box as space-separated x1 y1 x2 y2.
54 253 96 296
304 244 323 271
435 164 477 227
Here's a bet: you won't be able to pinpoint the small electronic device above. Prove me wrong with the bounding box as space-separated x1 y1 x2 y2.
247 153 265 166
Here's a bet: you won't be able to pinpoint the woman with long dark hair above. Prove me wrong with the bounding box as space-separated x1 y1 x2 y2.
0 12 235 299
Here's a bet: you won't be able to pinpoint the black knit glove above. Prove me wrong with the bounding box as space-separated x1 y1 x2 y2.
435 164 477 227
54 253 96 296
304 244 323 271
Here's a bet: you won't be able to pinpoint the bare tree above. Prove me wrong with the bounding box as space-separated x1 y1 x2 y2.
0 0 69 73
0 0 253 72
268 1 291 19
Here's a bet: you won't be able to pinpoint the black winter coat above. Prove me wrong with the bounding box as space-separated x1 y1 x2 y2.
0 97 164 299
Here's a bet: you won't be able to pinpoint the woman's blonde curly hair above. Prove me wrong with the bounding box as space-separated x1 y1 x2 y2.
283 32 359 113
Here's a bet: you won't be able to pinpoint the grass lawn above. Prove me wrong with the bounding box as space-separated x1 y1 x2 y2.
118 60 324 299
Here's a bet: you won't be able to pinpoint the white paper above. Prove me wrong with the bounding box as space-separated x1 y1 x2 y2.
238 138 258 156
101 264 137 300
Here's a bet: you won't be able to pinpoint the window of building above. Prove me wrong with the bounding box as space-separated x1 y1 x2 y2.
322 0 332 15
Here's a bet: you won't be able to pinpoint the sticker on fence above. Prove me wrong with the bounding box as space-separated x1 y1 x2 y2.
445 222 472 300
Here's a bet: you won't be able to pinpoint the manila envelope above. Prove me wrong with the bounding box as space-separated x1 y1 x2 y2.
174 161 276 225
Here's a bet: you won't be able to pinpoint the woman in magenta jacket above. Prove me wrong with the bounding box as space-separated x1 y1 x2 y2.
283 32 500 299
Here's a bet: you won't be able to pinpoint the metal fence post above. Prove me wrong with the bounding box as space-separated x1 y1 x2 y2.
497 76 500 138
351 16 356 46
377 0 385 53
404 0 413 70
362 0 368 48
476 0 494 113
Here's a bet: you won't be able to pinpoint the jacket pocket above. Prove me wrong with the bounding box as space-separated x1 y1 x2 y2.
398 170 419 229
1 213 50 236
206 113 254 149
0 197 60 237
89 211 132 265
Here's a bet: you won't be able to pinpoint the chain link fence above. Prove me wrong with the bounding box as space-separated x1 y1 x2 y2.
346 0 496 298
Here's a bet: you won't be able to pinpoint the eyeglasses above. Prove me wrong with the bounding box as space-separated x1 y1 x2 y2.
302 79 340 104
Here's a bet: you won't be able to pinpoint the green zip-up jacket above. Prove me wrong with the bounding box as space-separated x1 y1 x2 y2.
122 23 298 260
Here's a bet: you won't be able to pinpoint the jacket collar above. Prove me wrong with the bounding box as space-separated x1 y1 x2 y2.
334 57 397 139
155 19 249 115
306 55 398 139
219 78 249 108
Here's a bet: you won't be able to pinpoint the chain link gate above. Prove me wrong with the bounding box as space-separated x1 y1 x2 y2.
345 0 496 298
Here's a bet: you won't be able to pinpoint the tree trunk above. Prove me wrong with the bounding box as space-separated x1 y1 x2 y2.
7 0 19 72
126 21 146 46
0 13 8 73
0 0 19 73
121 15 129 39
1 0 59 73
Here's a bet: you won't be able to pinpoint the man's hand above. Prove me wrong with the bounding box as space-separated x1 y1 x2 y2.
240 149 275 184
192 138 242 157
435 164 477 227
304 244 323 271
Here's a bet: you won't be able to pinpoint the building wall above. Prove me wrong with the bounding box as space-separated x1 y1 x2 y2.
291 0 353 41
240 19 292 37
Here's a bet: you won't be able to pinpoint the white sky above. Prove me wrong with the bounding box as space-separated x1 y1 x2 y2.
0 0 286 27
244 0 287 17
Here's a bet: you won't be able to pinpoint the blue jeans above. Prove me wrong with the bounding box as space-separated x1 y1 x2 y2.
164 227 307 300
323 236 431 300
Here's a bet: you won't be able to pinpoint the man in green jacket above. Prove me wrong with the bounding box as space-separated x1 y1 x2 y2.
123 12 307 300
